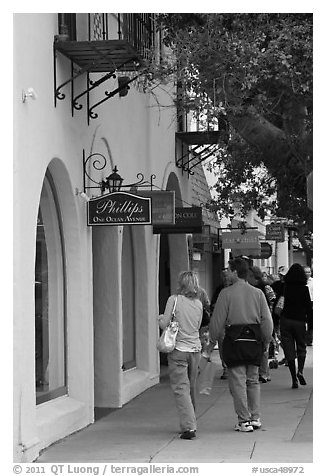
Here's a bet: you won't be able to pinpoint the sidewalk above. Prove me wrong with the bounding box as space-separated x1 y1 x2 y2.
37 347 313 464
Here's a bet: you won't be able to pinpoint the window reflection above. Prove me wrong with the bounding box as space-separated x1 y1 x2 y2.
35 175 66 404
35 210 49 390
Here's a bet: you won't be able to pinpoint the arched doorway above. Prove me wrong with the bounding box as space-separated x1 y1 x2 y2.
35 172 67 405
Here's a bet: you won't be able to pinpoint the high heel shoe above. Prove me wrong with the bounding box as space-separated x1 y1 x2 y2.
297 373 307 385
292 380 299 389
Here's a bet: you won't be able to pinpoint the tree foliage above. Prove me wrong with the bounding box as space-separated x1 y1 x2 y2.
151 13 313 254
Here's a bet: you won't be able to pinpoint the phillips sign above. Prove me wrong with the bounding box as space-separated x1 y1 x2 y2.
87 191 151 226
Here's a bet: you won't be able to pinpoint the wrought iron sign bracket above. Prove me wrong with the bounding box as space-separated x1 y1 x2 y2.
82 149 156 196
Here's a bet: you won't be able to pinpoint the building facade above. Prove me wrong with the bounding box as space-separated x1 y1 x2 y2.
13 13 198 462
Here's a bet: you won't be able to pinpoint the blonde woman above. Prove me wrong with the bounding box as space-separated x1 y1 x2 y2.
159 271 202 439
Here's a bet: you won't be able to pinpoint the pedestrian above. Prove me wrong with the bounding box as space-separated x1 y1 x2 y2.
158 271 202 440
197 284 211 328
280 263 313 388
210 269 233 379
248 266 276 383
303 266 313 346
271 266 288 365
207 258 273 432
196 283 216 394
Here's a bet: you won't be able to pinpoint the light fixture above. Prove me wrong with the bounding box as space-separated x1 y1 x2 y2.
22 87 38 103
75 188 90 202
102 166 124 193
82 149 156 196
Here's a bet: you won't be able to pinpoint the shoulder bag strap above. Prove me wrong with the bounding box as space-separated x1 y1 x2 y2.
171 295 178 321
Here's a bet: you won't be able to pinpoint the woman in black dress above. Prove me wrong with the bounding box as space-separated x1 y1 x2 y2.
280 263 313 388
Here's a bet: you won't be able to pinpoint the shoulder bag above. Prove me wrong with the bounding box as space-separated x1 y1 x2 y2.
222 323 263 367
157 296 179 353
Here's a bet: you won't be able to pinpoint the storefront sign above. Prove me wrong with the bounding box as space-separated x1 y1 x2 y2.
153 207 203 234
265 224 285 242
221 230 260 249
192 225 211 243
250 242 273 259
87 191 151 226
136 191 175 225
231 242 273 259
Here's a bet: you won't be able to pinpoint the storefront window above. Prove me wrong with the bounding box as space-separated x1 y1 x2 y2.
35 174 66 404
122 226 136 370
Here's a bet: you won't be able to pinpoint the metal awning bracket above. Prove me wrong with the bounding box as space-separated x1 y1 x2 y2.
53 38 143 122
88 73 141 122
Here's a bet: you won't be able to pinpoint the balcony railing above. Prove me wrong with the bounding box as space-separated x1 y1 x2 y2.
118 14 155 60
58 13 155 59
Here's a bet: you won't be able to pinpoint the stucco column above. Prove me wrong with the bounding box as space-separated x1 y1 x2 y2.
93 226 123 407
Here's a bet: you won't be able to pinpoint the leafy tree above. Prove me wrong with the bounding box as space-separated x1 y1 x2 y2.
149 13 313 260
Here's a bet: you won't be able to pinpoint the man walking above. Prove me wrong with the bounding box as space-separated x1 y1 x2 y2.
208 257 273 432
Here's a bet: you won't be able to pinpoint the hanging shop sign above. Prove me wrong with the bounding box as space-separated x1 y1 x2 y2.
153 207 203 234
221 230 260 249
250 242 273 259
87 191 151 226
192 225 211 243
233 242 273 259
136 191 175 225
265 223 285 242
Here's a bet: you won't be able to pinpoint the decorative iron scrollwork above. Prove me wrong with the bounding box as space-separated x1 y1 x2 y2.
82 149 157 195
83 150 108 191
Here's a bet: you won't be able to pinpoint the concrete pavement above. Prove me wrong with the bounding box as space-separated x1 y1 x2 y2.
37 347 313 464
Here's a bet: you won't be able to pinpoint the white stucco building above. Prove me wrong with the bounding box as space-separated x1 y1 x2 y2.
13 13 211 462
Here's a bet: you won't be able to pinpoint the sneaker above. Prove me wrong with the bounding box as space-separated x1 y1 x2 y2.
259 376 268 383
250 419 262 430
180 430 196 440
199 387 211 395
234 422 254 432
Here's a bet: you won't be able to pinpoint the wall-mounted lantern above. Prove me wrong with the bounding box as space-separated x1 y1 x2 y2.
102 166 124 193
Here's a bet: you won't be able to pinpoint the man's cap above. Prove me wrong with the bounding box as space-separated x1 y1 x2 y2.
278 266 289 276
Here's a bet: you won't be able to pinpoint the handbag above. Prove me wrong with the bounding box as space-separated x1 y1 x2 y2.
157 296 179 353
222 323 263 367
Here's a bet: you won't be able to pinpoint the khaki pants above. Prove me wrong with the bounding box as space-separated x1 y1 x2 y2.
168 349 201 432
227 364 261 423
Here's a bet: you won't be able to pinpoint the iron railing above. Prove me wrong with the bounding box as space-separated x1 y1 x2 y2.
86 13 155 59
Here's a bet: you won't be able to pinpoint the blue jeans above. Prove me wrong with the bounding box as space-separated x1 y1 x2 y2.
168 349 201 432
227 364 260 423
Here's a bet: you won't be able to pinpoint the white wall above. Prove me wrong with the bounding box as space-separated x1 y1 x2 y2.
13 13 193 461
